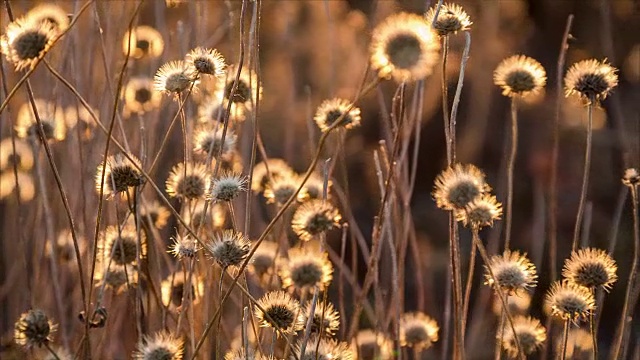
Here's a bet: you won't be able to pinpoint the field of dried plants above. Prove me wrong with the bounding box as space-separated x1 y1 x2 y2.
0 0 639 359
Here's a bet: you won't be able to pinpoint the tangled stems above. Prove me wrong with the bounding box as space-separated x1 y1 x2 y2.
504 98 518 251
571 103 594 251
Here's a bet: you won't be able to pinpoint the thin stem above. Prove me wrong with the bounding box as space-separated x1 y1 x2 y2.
494 309 504 360
462 240 477 339
449 31 471 164
44 342 62 360
505 97 518 251
561 319 570 360
441 35 451 164
589 299 598 360
571 103 593 251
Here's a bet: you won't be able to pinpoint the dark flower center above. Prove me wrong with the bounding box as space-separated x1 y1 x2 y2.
447 181 480 208
575 74 610 101
505 70 536 93
112 236 138 265
27 121 55 140
434 16 463 36
136 39 150 52
224 80 251 104
404 325 429 345
325 109 352 127
109 165 142 192
15 31 48 60
575 263 609 288
134 87 152 104
194 57 216 74
291 262 323 288
177 175 206 198
148 348 173 360
266 305 295 329
385 34 422 70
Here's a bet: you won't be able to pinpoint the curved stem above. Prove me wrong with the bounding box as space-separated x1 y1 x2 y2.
505 98 518 251
571 103 593 251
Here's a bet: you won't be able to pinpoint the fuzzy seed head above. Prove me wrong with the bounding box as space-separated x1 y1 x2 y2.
25 4 69 33
313 98 362 132
279 247 333 292
494 55 547 97
134 332 184 360
255 291 304 335
0 138 33 171
100 225 147 265
433 163 489 210
399 312 439 351
15 99 66 141
485 250 537 293
248 240 278 278
251 159 294 193
123 26 164 59
161 271 204 308
14 309 56 348
169 234 199 259
458 194 503 229
209 173 247 202
297 335 354 360
94 262 138 293
95 153 143 198
154 60 197 95
425 3 472 36
186 47 226 77
622 168 640 187
291 199 342 241
124 77 162 115
264 175 306 205
303 300 341 337
563 248 617 291
1 18 56 71
565 59 618 103
498 316 546 358
166 162 210 200
205 230 251 269
353 330 394 360
193 122 237 157
545 281 595 322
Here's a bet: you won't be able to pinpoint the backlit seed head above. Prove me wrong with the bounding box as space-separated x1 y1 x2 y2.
494 55 547 97
251 158 294 193
492 291 532 316
425 3 472 36
100 224 147 265
15 99 66 141
154 60 197 96
94 262 138 293
25 4 69 33
313 98 362 132
255 290 304 335
562 328 593 359
399 312 439 351
217 64 262 115
14 309 56 348
303 300 341 337
279 247 333 292
0 138 34 171
95 153 144 198
166 162 210 200
123 26 164 59
140 200 171 229
193 122 237 157
291 199 342 241
433 163 490 210
458 194 503 229
497 316 546 358
0 171 35 202
545 281 595 322
264 175 307 205
134 332 184 360
297 335 354 360
1 18 56 71
299 172 332 201
565 59 618 103
124 77 162 115
168 234 199 259
563 248 617 291
248 240 278 279
186 47 226 77
183 201 226 230
209 173 247 202
205 230 251 269
485 250 537 294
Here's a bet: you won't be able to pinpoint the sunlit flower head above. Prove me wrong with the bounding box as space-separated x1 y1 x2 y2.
211 150 244 175
1 18 56 71
208 173 247 202
168 234 200 259
161 271 204 308
279 247 333 292
457 194 503 229
425 3 472 36
193 122 237 157
140 200 171 229
248 240 279 280
433 163 490 210
255 290 304 335
493 55 547 98
251 158 294 193
264 174 307 205
313 98 362 132
14 309 56 349
399 312 439 351
154 60 197 96
25 4 69 33
186 47 226 77
0 138 33 171
134 332 184 360
352 329 394 360
205 230 251 269
497 316 546 358
166 162 210 200
565 59 618 103
297 335 354 360
95 153 144 198
123 25 164 59
99 224 147 265
217 64 262 114
302 300 341 337
197 96 245 123
15 99 66 141
291 199 342 241
370 12 440 82
545 281 595 322
484 250 537 294
224 349 272 360
0 171 35 202
563 247 617 291
124 77 162 115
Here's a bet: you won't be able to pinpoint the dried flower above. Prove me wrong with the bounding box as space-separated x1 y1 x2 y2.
123 25 164 59
1 18 56 71
457 194 503 229
433 163 489 210
484 250 537 294
370 12 440 82
493 55 547 98
140 200 171 229
168 234 200 259
313 98 362 132
154 60 197 96
224 349 272 360
563 248 617 291
217 64 261 113
15 99 66 141
209 173 247 202
299 172 331 201
0 138 33 171
497 316 546 358
425 3 472 36
14 309 56 348
399 312 439 351
99 224 147 265
186 47 226 77
95 153 144 198
166 162 210 200
124 77 162 115
64 105 98 140
205 230 251 269
297 335 354 360
279 247 333 292
94 262 138 292
565 59 618 103
264 175 306 205
25 4 69 33
291 199 342 241
545 281 595 322
352 330 394 360
251 158 294 193
161 271 204 308
193 122 237 157
255 290 304 335
134 332 184 360
302 300 341 337
197 96 245 123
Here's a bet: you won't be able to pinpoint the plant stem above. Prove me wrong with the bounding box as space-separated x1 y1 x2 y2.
441 35 451 164
505 98 518 251
571 103 593 251
561 319 570 360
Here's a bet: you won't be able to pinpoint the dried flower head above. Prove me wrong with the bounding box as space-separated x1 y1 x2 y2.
264 175 306 205
622 168 640 187
425 3 472 36
15 99 66 141
193 122 237 157
303 300 341 337
563 248 617 291
209 173 247 202
279 247 333 291
205 230 251 269
562 328 593 359
154 60 197 96
186 47 226 77
313 98 362 132
1 18 56 71
0 171 35 202
545 281 595 322
166 162 210 200
161 271 204 308
134 332 184 360
291 199 342 241
370 12 440 82
197 96 245 123
168 234 199 259
217 64 261 112
255 290 304 335
183 201 226 230
498 316 546 358
95 153 144 198
251 158 294 193
123 26 164 59
297 335 354 360
99 225 147 265
14 309 56 348
492 291 532 316
352 330 394 360
248 240 279 279
484 250 537 294
211 150 244 175
140 200 171 229
25 4 69 33
433 163 489 210
124 77 162 115
0 138 33 171
399 312 439 351
494 55 547 97
94 262 138 292
565 59 618 103
458 194 503 229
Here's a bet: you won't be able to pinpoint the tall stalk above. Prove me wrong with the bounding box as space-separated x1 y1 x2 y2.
571 103 594 251
504 98 518 250
560 319 570 360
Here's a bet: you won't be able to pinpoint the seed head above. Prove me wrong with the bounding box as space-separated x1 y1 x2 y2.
124 77 162 115
218 64 261 112
209 173 248 202
497 316 546 358
64 105 98 141
140 200 171 229
291 199 342 241
183 201 226 230
297 335 354 360
279 247 333 292
494 55 547 97
433 163 490 210
25 4 69 33
255 290 304 335
205 230 251 269
458 194 503 229
545 281 595 322
169 234 200 259
0 138 34 171
399 312 439 351
562 328 593 359
166 162 210 200
198 95 246 123
264 175 307 205
313 98 362 132
95 153 144 198
193 122 237 157
425 3 472 36
224 349 272 360
251 158 294 193
15 99 66 141
99 224 147 265
303 300 341 337
134 332 184 360
565 59 618 103
622 168 640 187
370 12 440 82
485 250 537 294
1 18 56 71
299 172 332 201
0 171 35 202
123 26 164 59
154 60 197 96
352 330 394 360
492 291 531 316
186 47 226 77
14 309 56 348
563 248 617 291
